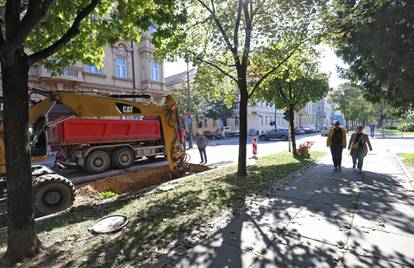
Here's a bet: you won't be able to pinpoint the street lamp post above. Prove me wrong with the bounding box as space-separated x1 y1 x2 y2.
274 101 277 129
186 60 193 148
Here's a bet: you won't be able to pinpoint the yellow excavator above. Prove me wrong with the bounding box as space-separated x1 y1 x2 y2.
0 88 187 217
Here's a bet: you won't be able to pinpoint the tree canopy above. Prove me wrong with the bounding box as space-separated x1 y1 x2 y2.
259 51 330 111
177 0 327 175
328 0 414 110
328 83 402 128
257 50 330 154
172 65 236 123
7 0 186 70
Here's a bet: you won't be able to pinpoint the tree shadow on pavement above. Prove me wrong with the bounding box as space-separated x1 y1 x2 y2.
3 156 413 267
152 163 414 267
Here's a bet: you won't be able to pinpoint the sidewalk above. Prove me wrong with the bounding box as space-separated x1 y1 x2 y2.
155 149 414 267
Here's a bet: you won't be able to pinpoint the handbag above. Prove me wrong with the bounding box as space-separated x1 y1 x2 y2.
351 135 362 149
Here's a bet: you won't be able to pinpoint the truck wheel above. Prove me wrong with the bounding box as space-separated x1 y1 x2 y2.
33 174 75 218
85 150 111 173
112 147 135 169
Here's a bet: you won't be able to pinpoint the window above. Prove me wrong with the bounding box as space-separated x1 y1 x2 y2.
265 116 268 125
85 65 101 74
235 117 239 126
261 116 264 125
63 68 78 77
150 61 160 81
116 58 127 78
204 118 208 127
213 120 217 127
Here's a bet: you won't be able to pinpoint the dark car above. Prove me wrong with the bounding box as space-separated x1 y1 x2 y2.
203 131 223 140
259 128 289 141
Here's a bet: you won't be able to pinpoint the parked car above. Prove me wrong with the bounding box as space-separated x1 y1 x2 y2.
203 130 223 140
320 126 331 136
259 128 289 141
295 127 305 135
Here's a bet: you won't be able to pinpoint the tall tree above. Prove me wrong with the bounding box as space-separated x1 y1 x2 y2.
180 0 326 175
328 83 362 129
328 0 414 110
327 83 384 128
0 0 184 263
171 64 236 129
257 51 330 155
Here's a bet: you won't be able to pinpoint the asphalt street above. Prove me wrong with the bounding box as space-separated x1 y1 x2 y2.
64 131 414 183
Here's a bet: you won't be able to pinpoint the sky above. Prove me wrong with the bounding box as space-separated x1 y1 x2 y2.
164 45 348 89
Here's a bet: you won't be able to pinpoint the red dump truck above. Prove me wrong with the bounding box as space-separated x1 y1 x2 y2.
49 118 165 173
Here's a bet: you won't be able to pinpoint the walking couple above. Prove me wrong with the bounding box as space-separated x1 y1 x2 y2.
327 122 373 173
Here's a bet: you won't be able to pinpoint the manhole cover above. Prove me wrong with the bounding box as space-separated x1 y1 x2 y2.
89 215 128 234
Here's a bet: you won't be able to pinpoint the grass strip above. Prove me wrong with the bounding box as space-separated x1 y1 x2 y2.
398 153 414 167
1 151 325 267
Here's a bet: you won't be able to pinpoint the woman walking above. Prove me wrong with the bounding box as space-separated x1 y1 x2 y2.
348 126 373 172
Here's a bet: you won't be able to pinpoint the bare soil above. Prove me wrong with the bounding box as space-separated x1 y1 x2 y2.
76 164 210 198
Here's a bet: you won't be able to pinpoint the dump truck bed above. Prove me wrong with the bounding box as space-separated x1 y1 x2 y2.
49 118 161 145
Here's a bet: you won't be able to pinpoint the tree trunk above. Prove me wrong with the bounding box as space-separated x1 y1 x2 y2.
288 104 297 155
237 93 248 176
1 52 41 263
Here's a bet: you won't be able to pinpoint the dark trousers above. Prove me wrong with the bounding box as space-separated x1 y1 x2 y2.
330 146 343 167
199 148 207 162
370 129 375 137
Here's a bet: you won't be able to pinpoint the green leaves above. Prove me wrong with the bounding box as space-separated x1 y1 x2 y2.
19 0 187 72
255 49 330 111
327 0 414 110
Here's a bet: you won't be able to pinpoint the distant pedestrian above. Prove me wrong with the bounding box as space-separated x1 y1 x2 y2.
327 121 347 171
196 133 209 164
348 125 373 173
369 123 376 137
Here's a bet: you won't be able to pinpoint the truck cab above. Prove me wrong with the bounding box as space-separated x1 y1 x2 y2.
223 126 239 137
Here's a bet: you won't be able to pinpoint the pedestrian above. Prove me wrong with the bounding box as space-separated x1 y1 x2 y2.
196 132 209 164
369 123 376 138
327 121 347 171
348 125 373 173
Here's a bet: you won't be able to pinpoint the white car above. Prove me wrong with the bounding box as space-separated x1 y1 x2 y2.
320 126 331 136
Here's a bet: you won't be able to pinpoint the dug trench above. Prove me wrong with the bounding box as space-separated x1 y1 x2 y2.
74 163 210 206
0 164 211 228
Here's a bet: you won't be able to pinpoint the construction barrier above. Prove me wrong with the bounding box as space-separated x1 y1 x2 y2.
252 136 258 159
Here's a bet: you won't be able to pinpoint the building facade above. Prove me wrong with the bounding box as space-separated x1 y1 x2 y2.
166 68 335 136
1 31 167 103
166 70 286 136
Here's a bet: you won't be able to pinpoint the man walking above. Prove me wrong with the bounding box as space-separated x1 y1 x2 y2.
369 123 376 138
327 121 347 171
196 132 209 164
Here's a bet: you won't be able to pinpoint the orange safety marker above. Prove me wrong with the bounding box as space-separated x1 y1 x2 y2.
252 136 258 159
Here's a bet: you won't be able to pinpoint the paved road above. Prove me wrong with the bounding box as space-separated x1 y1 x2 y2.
63 133 321 182
186 133 322 164
153 137 414 267
65 132 414 183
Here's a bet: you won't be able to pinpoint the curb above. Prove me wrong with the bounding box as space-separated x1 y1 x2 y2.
393 153 414 190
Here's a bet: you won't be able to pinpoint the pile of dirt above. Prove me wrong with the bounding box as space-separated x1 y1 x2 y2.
77 164 210 196
74 185 100 206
